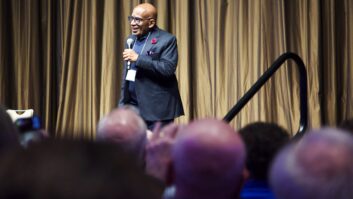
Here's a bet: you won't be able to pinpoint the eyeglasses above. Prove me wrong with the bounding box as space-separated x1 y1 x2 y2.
127 16 153 24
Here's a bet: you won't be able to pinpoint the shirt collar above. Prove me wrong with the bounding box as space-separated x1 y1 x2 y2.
136 26 156 41
137 33 148 41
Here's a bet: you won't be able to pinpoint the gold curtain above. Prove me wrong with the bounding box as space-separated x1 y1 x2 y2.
1 0 353 138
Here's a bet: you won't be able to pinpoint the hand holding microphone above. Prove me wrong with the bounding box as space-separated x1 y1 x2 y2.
123 38 136 69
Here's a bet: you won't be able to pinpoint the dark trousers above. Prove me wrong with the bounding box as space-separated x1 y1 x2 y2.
145 119 174 131
123 103 174 131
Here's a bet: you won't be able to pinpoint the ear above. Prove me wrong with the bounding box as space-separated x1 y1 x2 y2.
243 168 250 181
148 19 156 28
238 168 250 189
233 168 250 197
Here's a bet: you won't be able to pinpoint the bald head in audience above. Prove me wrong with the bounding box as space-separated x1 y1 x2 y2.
270 128 353 199
170 119 246 199
96 107 147 166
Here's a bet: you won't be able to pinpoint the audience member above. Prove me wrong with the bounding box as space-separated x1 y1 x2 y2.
96 107 147 167
270 128 353 199
0 140 165 199
0 105 20 153
239 122 290 199
166 118 246 199
145 122 181 183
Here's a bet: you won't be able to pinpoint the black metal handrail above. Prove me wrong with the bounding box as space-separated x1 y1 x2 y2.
223 52 308 139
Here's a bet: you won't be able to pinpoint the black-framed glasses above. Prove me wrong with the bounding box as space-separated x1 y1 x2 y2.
127 16 153 24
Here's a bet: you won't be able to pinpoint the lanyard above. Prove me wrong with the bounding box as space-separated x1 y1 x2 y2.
132 32 151 56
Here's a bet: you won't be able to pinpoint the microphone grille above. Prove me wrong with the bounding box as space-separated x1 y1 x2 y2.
127 38 134 46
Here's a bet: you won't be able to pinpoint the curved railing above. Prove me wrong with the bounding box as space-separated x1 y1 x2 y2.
223 52 308 139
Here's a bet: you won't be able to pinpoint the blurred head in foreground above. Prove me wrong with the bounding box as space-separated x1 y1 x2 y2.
270 128 353 199
97 107 147 167
171 118 246 199
0 140 164 199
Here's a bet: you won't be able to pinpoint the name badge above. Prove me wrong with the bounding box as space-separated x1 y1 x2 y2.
125 69 136 82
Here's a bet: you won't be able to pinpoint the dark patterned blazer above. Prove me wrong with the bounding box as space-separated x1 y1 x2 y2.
119 26 184 121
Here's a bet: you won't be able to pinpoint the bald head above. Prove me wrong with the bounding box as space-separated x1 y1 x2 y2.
270 128 353 199
134 3 157 19
97 108 147 166
172 119 246 199
97 108 146 142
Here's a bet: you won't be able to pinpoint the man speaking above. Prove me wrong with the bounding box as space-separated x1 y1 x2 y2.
119 3 184 130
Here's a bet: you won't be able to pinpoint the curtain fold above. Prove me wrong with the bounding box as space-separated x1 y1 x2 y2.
1 0 353 138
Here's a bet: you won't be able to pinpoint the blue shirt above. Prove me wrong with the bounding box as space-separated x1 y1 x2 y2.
127 34 149 105
240 179 276 199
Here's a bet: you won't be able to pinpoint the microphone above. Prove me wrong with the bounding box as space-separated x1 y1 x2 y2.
126 38 134 69
127 38 134 49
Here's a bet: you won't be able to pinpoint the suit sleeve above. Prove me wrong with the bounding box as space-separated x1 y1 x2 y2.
135 36 178 77
118 64 127 106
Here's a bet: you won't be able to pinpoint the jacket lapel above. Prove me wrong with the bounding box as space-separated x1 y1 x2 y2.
143 27 160 55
